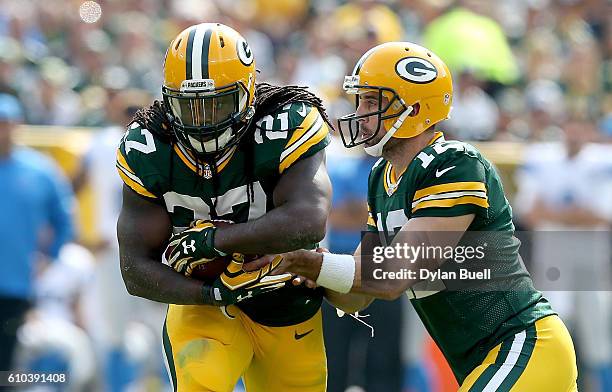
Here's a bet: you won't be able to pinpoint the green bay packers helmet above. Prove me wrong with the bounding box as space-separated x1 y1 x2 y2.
338 42 453 156
162 23 256 156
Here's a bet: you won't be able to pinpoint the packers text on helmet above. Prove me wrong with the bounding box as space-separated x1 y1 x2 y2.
162 23 256 156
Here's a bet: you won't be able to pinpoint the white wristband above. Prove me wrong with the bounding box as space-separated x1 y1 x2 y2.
316 253 355 294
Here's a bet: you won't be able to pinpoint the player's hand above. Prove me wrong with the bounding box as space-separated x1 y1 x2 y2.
291 275 318 289
204 254 294 306
242 254 319 289
289 248 327 288
244 248 326 283
161 220 226 275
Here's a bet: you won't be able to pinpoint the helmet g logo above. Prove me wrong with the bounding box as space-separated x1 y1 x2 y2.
395 57 437 84
237 38 254 66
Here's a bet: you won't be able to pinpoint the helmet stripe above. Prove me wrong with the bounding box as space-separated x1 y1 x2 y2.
353 45 378 76
185 27 196 80
191 27 212 79
201 28 212 78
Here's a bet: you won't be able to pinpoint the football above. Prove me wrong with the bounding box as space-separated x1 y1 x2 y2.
180 220 262 282
189 254 233 282
189 252 263 282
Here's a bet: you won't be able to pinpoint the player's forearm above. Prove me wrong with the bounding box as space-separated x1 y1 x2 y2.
215 201 327 254
285 251 411 300
117 188 205 304
120 253 205 304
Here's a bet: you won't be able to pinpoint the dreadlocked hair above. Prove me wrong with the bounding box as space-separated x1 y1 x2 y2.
128 84 334 145
132 100 173 142
252 82 334 129
239 82 334 203
128 84 333 215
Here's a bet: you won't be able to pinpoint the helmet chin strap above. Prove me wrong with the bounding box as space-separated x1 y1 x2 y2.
363 105 413 157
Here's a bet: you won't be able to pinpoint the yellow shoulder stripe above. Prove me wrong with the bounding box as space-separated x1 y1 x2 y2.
284 107 319 149
413 181 486 201
116 166 157 198
411 195 489 213
279 122 328 173
116 150 135 174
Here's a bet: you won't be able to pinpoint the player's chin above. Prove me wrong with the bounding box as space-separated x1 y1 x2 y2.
363 137 380 148
361 132 381 147
360 131 374 143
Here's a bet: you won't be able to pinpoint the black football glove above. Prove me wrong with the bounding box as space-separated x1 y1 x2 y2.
161 220 226 275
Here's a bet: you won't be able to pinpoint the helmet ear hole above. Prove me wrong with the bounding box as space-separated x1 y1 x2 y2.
410 103 420 117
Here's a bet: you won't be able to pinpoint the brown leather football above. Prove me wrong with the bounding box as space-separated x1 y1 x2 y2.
189 252 264 282
189 255 233 282
184 220 263 282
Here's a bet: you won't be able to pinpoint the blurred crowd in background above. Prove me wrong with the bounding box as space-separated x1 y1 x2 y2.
1 0 611 391
0 0 611 141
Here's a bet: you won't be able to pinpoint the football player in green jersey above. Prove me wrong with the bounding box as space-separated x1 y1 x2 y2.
258 42 579 391
115 23 364 392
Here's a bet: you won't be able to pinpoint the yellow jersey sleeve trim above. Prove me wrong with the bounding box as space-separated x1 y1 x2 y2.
413 181 486 201
411 195 489 213
279 121 328 173
283 107 320 149
116 166 157 198
116 150 135 174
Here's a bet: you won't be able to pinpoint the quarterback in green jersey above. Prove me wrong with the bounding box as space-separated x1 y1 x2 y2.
115 23 364 392
259 42 579 391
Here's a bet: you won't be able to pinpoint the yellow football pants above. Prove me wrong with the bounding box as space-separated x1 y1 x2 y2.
162 304 327 392
460 315 578 391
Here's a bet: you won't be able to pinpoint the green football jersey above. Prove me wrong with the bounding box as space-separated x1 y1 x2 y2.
116 101 330 327
366 132 554 383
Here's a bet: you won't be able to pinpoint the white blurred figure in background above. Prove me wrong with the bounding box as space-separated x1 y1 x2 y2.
524 78 565 141
73 89 167 392
15 243 96 392
515 118 612 391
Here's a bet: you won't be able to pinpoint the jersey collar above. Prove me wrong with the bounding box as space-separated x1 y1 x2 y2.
173 143 237 178
383 132 445 197
383 161 404 196
428 131 445 145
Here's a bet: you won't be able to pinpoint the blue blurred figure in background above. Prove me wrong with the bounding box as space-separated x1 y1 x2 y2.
323 142 408 392
0 93 74 371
